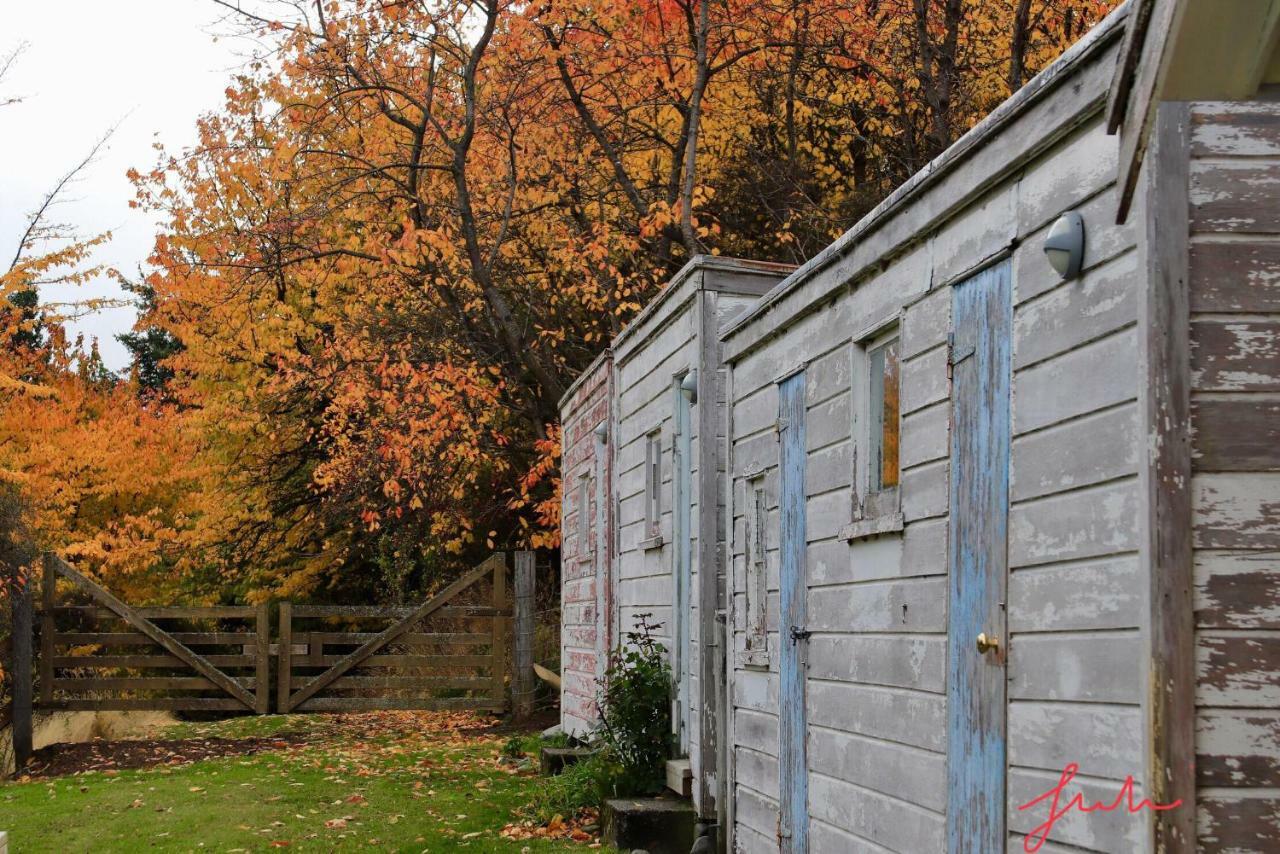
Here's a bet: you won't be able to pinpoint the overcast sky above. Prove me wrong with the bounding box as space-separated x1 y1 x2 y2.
1 2 252 371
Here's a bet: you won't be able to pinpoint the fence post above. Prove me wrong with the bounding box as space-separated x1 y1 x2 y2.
255 603 270 715
277 601 292 714
39 555 55 707
513 550 535 722
10 561 33 774
490 555 508 710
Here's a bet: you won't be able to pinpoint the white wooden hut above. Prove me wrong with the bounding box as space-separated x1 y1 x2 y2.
716 2 1280 853
604 256 791 822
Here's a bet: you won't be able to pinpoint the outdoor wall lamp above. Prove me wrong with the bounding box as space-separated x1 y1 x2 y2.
680 370 699 404
593 421 609 443
1043 211 1085 280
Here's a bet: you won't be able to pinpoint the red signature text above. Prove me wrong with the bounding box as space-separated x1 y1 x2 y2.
1016 763 1182 853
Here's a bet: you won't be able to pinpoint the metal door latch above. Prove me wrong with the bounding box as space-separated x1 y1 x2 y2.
947 332 975 379
789 625 812 642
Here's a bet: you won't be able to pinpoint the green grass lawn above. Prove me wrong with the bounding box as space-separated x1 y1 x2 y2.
1 711 606 853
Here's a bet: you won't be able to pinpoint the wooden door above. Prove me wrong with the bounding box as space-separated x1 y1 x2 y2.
777 370 809 854
946 260 1013 853
673 379 693 754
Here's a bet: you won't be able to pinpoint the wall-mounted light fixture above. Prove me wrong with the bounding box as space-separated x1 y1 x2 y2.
593 421 609 443
1043 211 1085 280
680 370 699 404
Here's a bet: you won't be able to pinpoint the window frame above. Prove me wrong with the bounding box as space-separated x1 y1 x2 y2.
867 334 901 495
643 428 663 542
741 471 770 669
848 321 905 539
576 472 592 562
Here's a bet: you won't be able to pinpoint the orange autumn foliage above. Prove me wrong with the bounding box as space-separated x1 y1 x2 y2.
28 0 1116 601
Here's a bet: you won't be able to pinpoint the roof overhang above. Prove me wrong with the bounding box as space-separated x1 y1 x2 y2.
1108 0 1280 221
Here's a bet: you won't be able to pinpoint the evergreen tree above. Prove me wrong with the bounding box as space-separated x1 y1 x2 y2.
116 276 181 396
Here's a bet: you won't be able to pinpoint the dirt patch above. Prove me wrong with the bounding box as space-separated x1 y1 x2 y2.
16 708 559 779
3 709 178 776
22 732 308 779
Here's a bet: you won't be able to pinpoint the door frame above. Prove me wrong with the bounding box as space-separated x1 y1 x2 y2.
672 372 694 755
777 369 809 854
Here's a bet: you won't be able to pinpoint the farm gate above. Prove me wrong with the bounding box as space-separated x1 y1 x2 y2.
4 551 538 772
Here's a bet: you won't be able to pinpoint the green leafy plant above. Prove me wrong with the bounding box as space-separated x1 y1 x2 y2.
501 735 529 760
595 613 673 796
529 753 615 823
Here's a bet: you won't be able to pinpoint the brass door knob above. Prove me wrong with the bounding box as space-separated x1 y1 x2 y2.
976 632 1000 654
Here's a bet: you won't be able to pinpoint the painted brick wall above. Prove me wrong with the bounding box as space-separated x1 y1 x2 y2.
559 352 612 737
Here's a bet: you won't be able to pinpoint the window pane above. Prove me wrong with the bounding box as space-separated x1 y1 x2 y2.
578 477 591 551
746 484 767 657
880 339 900 489
646 433 661 533
868 338 901 492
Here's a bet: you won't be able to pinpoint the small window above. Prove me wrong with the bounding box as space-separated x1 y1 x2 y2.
868 337 901 492
576 474 591 558
743 479 769 667
850 325 903 533
645 430 662 537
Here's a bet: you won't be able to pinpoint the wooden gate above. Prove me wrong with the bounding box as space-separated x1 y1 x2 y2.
7 552 533 772
36 555 269 714
278 553 511 713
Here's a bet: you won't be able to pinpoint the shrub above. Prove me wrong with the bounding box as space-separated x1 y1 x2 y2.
529 753 616 823
500 735 529 760
595 613 672 796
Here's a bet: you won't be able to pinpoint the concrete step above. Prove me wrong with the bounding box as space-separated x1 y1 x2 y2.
602 796 697 854
539 746 594 776
665 758 692 798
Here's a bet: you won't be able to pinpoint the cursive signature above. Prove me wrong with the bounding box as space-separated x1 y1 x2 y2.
1016 762 1182 853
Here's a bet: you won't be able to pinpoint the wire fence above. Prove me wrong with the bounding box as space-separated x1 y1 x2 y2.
528 557 561 716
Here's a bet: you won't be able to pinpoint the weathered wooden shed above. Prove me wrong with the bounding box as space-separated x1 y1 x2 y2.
607 256 792 823
717 2 1280 853
558 348 614 737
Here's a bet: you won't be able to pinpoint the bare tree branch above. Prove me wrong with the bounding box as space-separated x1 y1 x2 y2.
8 122 120 274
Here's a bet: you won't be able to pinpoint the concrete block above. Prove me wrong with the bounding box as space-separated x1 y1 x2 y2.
539 746 594 776
603 797 697 854
665 758 692 797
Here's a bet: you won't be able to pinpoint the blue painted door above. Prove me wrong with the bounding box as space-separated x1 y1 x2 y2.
673 380 693 754
946 261 1012 853
777 371 808 854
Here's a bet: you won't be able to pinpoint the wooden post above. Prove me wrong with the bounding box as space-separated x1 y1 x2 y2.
10 562 33 774
255 603 270 715
277 601 292 714
490 555 508 710
513 550 535 722
39 554 55 707
1142 101 1195 852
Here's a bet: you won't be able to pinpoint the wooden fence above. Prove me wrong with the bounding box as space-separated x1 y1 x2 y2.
3 551 538 774
39 556 270 714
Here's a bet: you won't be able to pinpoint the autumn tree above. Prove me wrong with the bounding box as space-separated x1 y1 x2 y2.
119 0 1116 600
0 43 207 606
